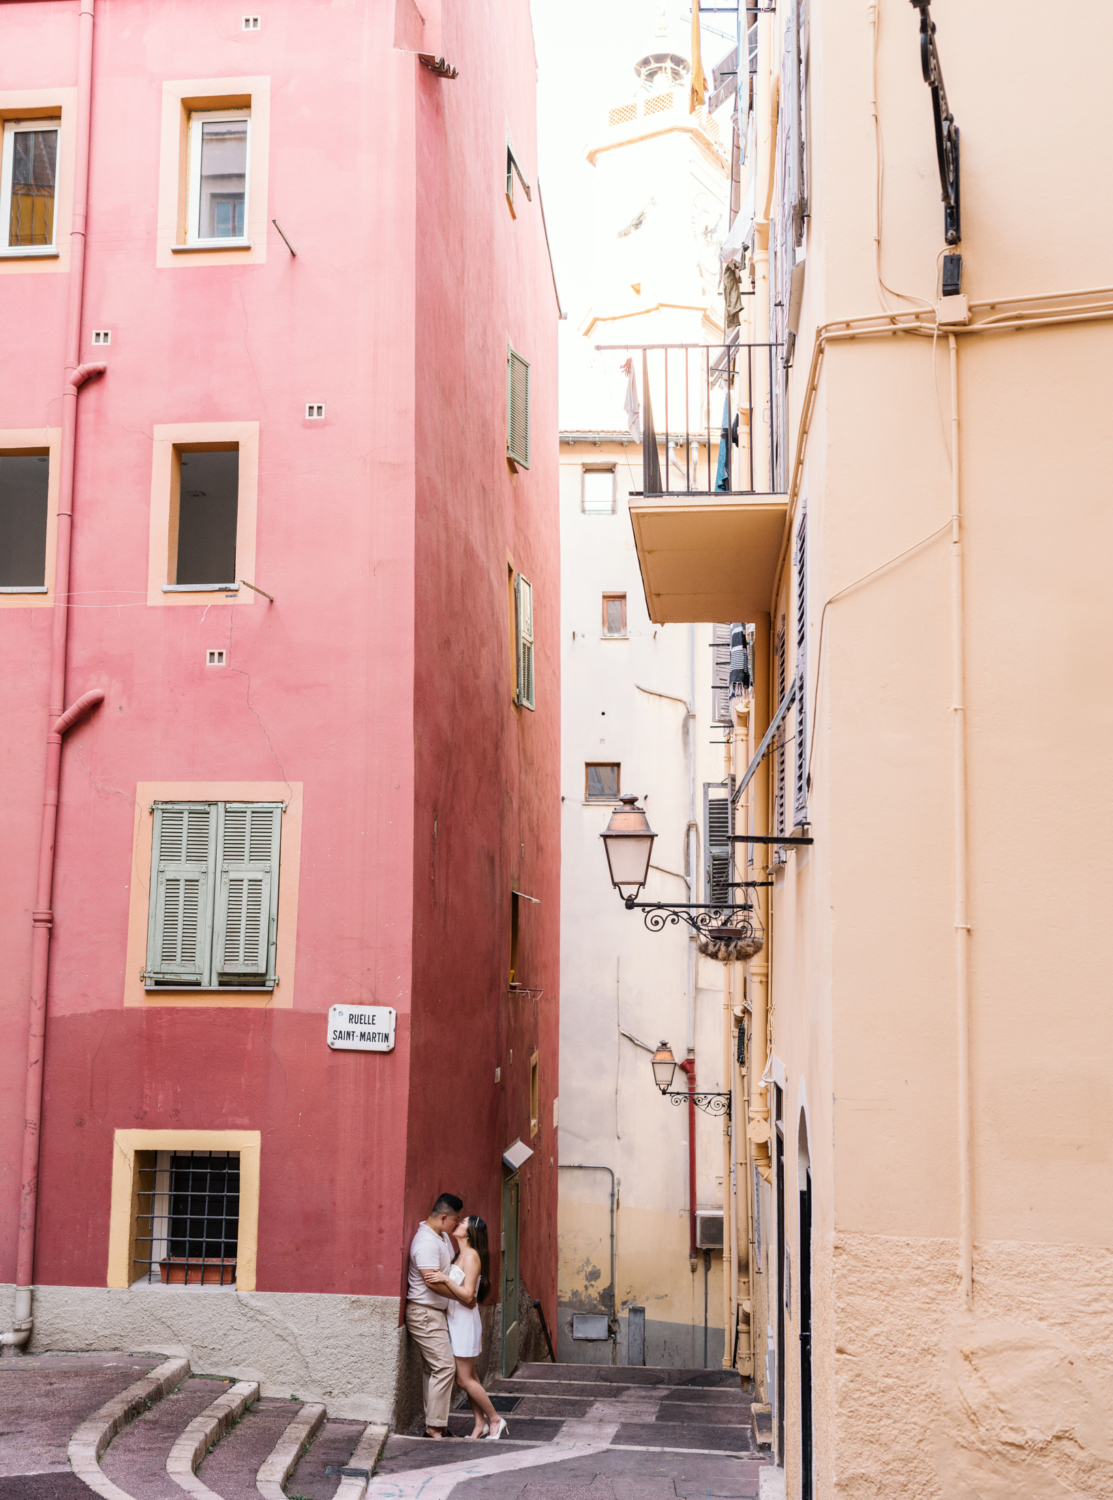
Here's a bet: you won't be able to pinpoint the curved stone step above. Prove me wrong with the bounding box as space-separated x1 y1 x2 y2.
166 1382 259 1499
68 1356 191 1500
193 1397 307 1500
256 1402 326 1500
279 1416 366 1500
98 1376 236 1500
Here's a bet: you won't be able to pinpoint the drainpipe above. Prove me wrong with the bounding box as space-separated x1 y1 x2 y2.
678 1058 698 1264
3 0 101 1354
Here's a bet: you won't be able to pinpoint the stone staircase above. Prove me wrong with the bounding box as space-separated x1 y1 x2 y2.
0 1354 767 1500
0 1353 384 1500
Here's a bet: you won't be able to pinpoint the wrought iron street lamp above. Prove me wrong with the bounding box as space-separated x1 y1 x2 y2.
652 1041 678 1094
651 1040 730 1118
599 794 657 898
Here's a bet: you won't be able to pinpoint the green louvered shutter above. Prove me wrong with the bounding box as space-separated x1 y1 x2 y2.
507 347 530 469
146 803 217 985
516 573 535 710
214 803 282 985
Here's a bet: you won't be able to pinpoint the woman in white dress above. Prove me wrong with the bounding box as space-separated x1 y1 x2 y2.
433 1215 507 1439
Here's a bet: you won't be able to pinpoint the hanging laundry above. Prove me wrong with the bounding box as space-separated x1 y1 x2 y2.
641 352 663 495
621 357 642 444
715 391 732 492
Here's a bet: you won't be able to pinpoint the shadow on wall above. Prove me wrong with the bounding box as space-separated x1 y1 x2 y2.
393 1277 553 1433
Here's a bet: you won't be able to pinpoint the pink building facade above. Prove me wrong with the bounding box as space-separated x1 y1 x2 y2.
0 0 559 1416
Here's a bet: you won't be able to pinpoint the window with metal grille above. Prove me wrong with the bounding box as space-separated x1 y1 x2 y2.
793 510 808 828
145 801 281 989
704 781 734 904
132 1150 239 1286
711 623 732 725
507 347 530 469
514 572 534 709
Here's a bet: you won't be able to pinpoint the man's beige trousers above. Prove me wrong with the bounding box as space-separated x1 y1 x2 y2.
405 1302 456 1430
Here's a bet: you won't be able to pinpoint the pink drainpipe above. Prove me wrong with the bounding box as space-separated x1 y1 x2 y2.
678 1057 698 1262
2 0 103 1352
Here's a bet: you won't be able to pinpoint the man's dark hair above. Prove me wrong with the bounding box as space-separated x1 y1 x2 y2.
431 1193 463 1215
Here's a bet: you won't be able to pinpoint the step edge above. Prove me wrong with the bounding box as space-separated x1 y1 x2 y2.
255 1401 326 1500
334 1422 389 1500
67 1355 192 1500
166 1379 260 1498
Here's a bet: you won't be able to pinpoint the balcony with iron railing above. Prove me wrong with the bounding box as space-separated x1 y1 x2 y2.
595 341 789 625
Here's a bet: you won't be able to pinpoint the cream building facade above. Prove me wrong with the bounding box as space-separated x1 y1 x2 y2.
556 31 744 1368
597 0 1113 1493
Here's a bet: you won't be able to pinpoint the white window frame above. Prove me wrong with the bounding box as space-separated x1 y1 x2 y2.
186 108 251 248
0 118 61 256
514 572 534 711
581 466 616 516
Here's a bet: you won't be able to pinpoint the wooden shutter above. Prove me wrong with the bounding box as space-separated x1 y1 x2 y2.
793 511 808 828
711 623 732 725
214 803 281 984
774 621 787 836
516 573 535 710
704 782 733 906
146 803 217 985
507 347 531 469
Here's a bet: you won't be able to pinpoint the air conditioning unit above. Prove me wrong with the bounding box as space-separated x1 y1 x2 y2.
695 1210 724 1250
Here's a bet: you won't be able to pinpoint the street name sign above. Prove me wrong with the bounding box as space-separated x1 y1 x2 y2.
327 1004 396 1052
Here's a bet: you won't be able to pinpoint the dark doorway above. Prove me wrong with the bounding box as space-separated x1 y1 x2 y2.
800 1167 813 1500
774 1084 785 1462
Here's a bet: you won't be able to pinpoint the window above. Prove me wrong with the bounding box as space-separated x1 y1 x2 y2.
170 446 239 587
582 468 615 515
510 892 520 986
602 593 626 637
0 451 49 589
507 347 530 468
506 138 531 218
711 623 732 724
1 119 59 253
705 781 733 904
186 111 249 244
514 572 534 709
132 1150 239 1286
145 801 282 989
793 509 808 828
586 763 620 801
774 619 787 837
529 1053 539 1138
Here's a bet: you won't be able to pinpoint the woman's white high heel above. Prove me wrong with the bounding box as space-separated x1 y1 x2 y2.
488 1418 509 1440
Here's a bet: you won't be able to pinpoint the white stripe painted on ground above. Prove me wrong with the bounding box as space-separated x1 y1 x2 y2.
366 1441 612 1499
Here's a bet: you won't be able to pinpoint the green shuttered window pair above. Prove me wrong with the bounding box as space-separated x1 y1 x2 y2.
145 801 282 988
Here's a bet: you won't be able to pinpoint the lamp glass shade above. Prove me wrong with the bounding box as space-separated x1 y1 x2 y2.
600 795 657 897
651 1041 677 1094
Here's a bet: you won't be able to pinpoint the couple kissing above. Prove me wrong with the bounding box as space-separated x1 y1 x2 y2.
405 1192 507 1440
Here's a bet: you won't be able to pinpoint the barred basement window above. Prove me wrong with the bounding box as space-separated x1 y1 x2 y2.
132 1150 239 1286
507 347 530 469
145 801 282 989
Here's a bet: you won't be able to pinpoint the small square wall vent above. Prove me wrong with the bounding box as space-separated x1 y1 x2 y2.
243 15 260 29
305 403 325 420
206 649 226 666
91 330 111 345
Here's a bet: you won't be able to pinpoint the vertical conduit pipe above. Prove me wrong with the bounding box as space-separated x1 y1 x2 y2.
5 0 101 1353
679 1058 698 1262
949 333 972 1308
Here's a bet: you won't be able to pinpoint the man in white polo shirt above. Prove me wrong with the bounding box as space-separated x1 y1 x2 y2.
405 1192 463 1438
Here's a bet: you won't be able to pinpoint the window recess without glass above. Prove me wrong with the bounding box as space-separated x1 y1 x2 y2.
0 451 49 590
131 1150 239 1286
165 445 239 590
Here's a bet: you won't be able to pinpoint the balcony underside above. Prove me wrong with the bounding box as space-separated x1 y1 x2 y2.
629 493 788 624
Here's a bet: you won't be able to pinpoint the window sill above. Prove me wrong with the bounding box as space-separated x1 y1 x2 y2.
128 1278 238 1291
0 246 59 259
162 583 239 593
583 799 621 807
171 240 253 253
0 585 49 594
600 634 629 641
144 985 274 993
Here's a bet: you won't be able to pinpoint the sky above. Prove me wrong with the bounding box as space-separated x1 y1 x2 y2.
530 0 738 318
